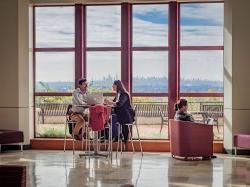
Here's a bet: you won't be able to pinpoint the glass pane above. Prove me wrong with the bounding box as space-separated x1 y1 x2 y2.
86 51 121 92
180 3 223 46
87 6 121 47
180 51 223 93
132 97 168 139
35 96 72 137
133 4 168 47
35 7 75 47
35 52 75 92
133 51 168 93
181 97 223 140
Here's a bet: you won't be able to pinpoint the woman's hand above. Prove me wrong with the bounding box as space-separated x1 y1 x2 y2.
104 98 116 106
104 98 113 105
104 98 110 104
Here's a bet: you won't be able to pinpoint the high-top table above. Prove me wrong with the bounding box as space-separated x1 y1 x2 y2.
75 104 113 159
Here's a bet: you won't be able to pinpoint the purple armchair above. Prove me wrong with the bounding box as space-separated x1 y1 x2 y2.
169 119 213 158
0 130 24 152
234 134 250 155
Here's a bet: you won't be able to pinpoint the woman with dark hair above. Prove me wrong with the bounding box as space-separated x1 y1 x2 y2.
104 80 135 142
174 99 194 122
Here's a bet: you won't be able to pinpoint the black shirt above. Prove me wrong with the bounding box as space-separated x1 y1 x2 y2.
174 111 194 122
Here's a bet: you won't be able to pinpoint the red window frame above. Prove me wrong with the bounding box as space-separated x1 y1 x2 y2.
33 1 224 139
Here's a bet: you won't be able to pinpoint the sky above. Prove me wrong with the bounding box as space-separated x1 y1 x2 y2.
35 3 224 82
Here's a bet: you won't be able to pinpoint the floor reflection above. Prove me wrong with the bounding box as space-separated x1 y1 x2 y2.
0 150 250 187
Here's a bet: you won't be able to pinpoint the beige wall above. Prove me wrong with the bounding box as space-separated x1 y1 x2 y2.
224 0 250 151
0 0 33 144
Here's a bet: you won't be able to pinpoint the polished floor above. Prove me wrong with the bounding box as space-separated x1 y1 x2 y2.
0 150 250 187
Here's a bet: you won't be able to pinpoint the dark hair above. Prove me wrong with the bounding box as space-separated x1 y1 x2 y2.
113 80 131 103
78 78 87 85
175 99 188 111
113 80 128 94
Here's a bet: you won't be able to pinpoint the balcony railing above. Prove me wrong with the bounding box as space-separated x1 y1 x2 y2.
35 101 223 124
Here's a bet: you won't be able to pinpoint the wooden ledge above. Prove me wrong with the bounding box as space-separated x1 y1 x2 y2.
31 138 223 153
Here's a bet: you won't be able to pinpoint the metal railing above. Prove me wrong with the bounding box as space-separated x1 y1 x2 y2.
35 101 224 124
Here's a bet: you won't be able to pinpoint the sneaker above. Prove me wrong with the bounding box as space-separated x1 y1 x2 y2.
73 132 86 141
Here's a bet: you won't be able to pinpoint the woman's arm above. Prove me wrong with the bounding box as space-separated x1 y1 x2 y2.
115 93 128 107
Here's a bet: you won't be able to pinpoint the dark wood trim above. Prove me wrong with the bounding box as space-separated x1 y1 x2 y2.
82 5 87 78
34 48 75 52
180 46 224 50
33 5 75 7
33 6 37 138
34 92 223 97
180 93 223 97
34 92 116 97
86 47 121 51
33 46 224 52
121 3 132 93
35 92 72 96
180 1 224 4
168 2 179 119
32 1 223 7
132 47 169 51
30 138 224 153
75 4 84 88
132 93 168 97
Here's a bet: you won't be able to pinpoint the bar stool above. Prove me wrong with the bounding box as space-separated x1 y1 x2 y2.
63 104 85 155
116 106 143 157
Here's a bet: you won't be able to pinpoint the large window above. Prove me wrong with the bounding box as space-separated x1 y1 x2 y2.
34 6 75 137
33 3 224 140
86 6 121 92
132 4 169 139
180 3 224 93
35 6 75 93
180 3 224 140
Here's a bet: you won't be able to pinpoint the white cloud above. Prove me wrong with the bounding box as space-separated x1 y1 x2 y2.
133 4 168 15
181 3 224 25
86 6 121 47
36 7 75 47
181 25 223 46
133 16 168 46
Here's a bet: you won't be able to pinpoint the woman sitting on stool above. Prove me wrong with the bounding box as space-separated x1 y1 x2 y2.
104 80 135 143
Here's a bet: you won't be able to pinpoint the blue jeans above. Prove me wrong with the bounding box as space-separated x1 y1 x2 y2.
111 114 119 138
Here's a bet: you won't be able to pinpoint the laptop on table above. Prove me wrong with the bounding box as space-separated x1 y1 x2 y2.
86 93 104 105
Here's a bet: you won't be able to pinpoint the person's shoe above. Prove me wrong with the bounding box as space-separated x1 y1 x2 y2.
99 136 105 143
202 156 211 160
73 132 86 141
112 136 118 142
